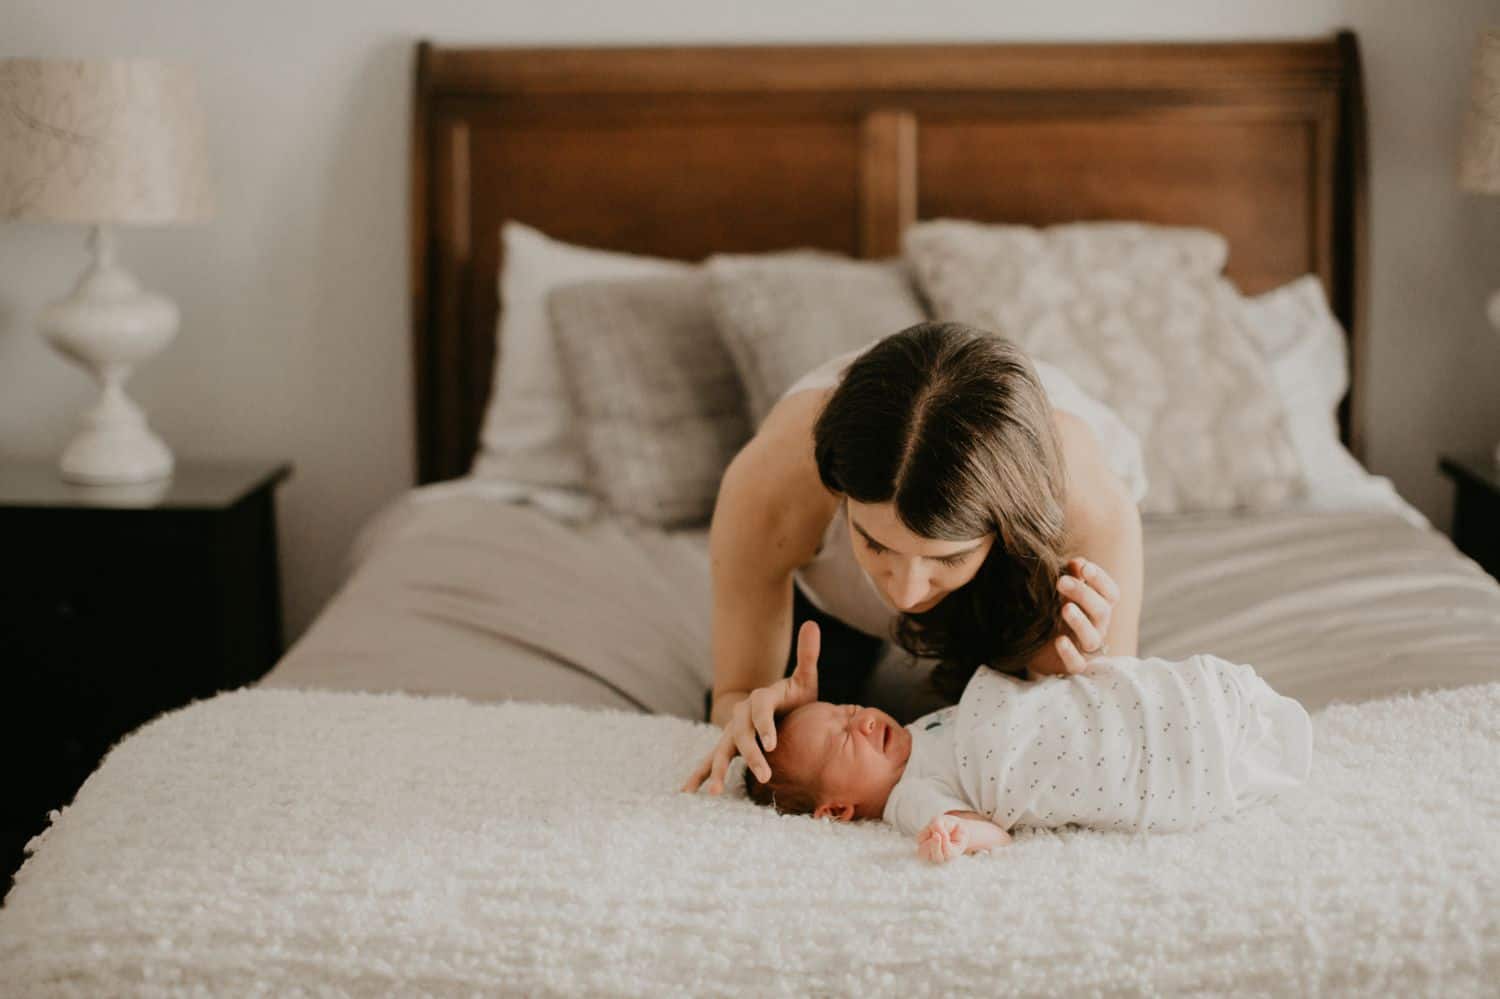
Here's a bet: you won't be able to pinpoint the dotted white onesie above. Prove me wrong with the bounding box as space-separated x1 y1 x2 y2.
882 655 1312 837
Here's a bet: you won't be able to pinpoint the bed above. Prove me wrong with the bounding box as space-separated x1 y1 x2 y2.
3 33 1499 997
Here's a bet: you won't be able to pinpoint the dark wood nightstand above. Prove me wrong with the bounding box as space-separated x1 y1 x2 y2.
0 459 291 897
1439 452 1500 580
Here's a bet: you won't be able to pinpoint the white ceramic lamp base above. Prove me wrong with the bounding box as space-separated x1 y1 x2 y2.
58 375 174 483
42 226 178 485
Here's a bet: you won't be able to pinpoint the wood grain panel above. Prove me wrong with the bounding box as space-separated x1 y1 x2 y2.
918 117 1317 295
424 42 1344 96
412 37 1368 483
861 110 917 258
439 114 861 475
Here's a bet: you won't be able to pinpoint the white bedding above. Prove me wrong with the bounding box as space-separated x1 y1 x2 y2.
265 477 1497 718
2 683 1497 996
7 471 1500 995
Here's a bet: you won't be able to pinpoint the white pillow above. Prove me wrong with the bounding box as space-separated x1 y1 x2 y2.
906 220 1303 514
469 222 691 519
1239 276 1405 513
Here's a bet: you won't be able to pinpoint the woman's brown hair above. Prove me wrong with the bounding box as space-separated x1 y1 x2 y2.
812 321 1069 701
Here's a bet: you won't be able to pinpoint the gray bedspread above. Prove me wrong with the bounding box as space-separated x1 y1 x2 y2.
264 493 1500 717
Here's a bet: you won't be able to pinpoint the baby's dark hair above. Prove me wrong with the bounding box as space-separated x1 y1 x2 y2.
742 731 820 817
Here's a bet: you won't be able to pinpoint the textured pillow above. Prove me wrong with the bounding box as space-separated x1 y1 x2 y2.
707 252 928 424
905 219 1302 514
470 222 691 519
548 274 751 528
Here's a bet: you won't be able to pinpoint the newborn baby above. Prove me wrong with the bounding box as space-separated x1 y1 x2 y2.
744 655 1312 863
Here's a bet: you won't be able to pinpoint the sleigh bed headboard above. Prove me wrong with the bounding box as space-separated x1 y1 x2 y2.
410 33 1368 483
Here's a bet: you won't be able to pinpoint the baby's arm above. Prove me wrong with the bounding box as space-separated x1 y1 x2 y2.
916 811 1011 864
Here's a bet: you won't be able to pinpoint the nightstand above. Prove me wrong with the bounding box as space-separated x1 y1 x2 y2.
0 459 291 896
1439 452 1500 580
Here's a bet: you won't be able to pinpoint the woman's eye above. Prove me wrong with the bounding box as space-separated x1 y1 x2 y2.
863 538 887 555
938 553 968 568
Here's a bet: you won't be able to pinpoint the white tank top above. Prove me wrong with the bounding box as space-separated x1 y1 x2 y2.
784 343 1148 640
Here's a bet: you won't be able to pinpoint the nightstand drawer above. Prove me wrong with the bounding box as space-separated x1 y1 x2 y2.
0 459 292 895
2 562 219 694
1441 454 1500 581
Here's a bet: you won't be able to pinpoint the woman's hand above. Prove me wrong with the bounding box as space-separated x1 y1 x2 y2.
680 621 822 795
1031 557 1121 677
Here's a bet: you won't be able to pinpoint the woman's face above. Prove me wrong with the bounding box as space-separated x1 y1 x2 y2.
844 498 995 614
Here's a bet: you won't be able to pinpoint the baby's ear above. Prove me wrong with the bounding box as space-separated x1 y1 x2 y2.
813 802 856 823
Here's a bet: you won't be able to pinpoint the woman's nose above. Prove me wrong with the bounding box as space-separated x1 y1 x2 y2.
889 563 929 609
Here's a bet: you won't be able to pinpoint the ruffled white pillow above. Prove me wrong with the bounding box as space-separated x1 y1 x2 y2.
905 220 1303 514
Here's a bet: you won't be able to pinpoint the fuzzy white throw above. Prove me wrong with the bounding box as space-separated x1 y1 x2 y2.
2 683 1498 996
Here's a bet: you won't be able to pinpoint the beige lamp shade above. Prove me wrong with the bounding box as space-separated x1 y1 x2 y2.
1460 29 1500 194
0 58 214 223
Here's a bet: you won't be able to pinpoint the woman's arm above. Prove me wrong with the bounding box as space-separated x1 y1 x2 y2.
681 391 837 793
707 391 836 726
1028 411 1144 675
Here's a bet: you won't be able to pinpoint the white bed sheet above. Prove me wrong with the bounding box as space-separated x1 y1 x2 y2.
266 466 1498 718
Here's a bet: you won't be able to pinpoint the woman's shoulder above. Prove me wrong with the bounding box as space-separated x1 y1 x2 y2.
719 388 840 566
1037 362 1149 508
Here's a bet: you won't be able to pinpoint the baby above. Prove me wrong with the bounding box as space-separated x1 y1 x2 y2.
745 654 1312 863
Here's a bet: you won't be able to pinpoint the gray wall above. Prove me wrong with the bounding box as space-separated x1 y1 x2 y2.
3 0 1498 642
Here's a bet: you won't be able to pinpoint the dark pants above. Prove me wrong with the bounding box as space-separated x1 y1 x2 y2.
703 585 885 722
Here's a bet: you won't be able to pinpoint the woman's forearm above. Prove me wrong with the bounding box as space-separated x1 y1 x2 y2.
703 393 836 728
707 548 796 726
1088 490 1142 656
706 513 801 727
1054 410 1143 658
1025 483 1142 678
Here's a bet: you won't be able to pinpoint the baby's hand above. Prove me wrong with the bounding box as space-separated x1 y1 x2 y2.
916 815 968 864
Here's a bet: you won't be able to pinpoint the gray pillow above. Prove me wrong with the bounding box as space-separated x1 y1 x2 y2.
706 252 929 424
548 274 751 528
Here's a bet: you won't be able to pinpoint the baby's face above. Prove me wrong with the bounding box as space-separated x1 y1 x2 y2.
775 702 913 821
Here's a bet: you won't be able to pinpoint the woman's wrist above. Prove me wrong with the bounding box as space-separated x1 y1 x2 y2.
709 689 749 728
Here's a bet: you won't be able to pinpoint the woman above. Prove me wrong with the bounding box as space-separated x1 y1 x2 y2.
681 321 1143 794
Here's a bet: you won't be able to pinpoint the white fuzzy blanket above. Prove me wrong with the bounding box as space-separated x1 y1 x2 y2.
3 684 1498 996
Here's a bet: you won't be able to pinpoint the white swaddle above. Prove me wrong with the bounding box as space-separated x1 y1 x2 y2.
883 656 1312 836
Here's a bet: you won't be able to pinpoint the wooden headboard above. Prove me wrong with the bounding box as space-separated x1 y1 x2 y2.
411 34 1368 484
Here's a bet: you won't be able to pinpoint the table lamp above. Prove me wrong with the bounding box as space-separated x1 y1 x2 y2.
0 59 214 484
